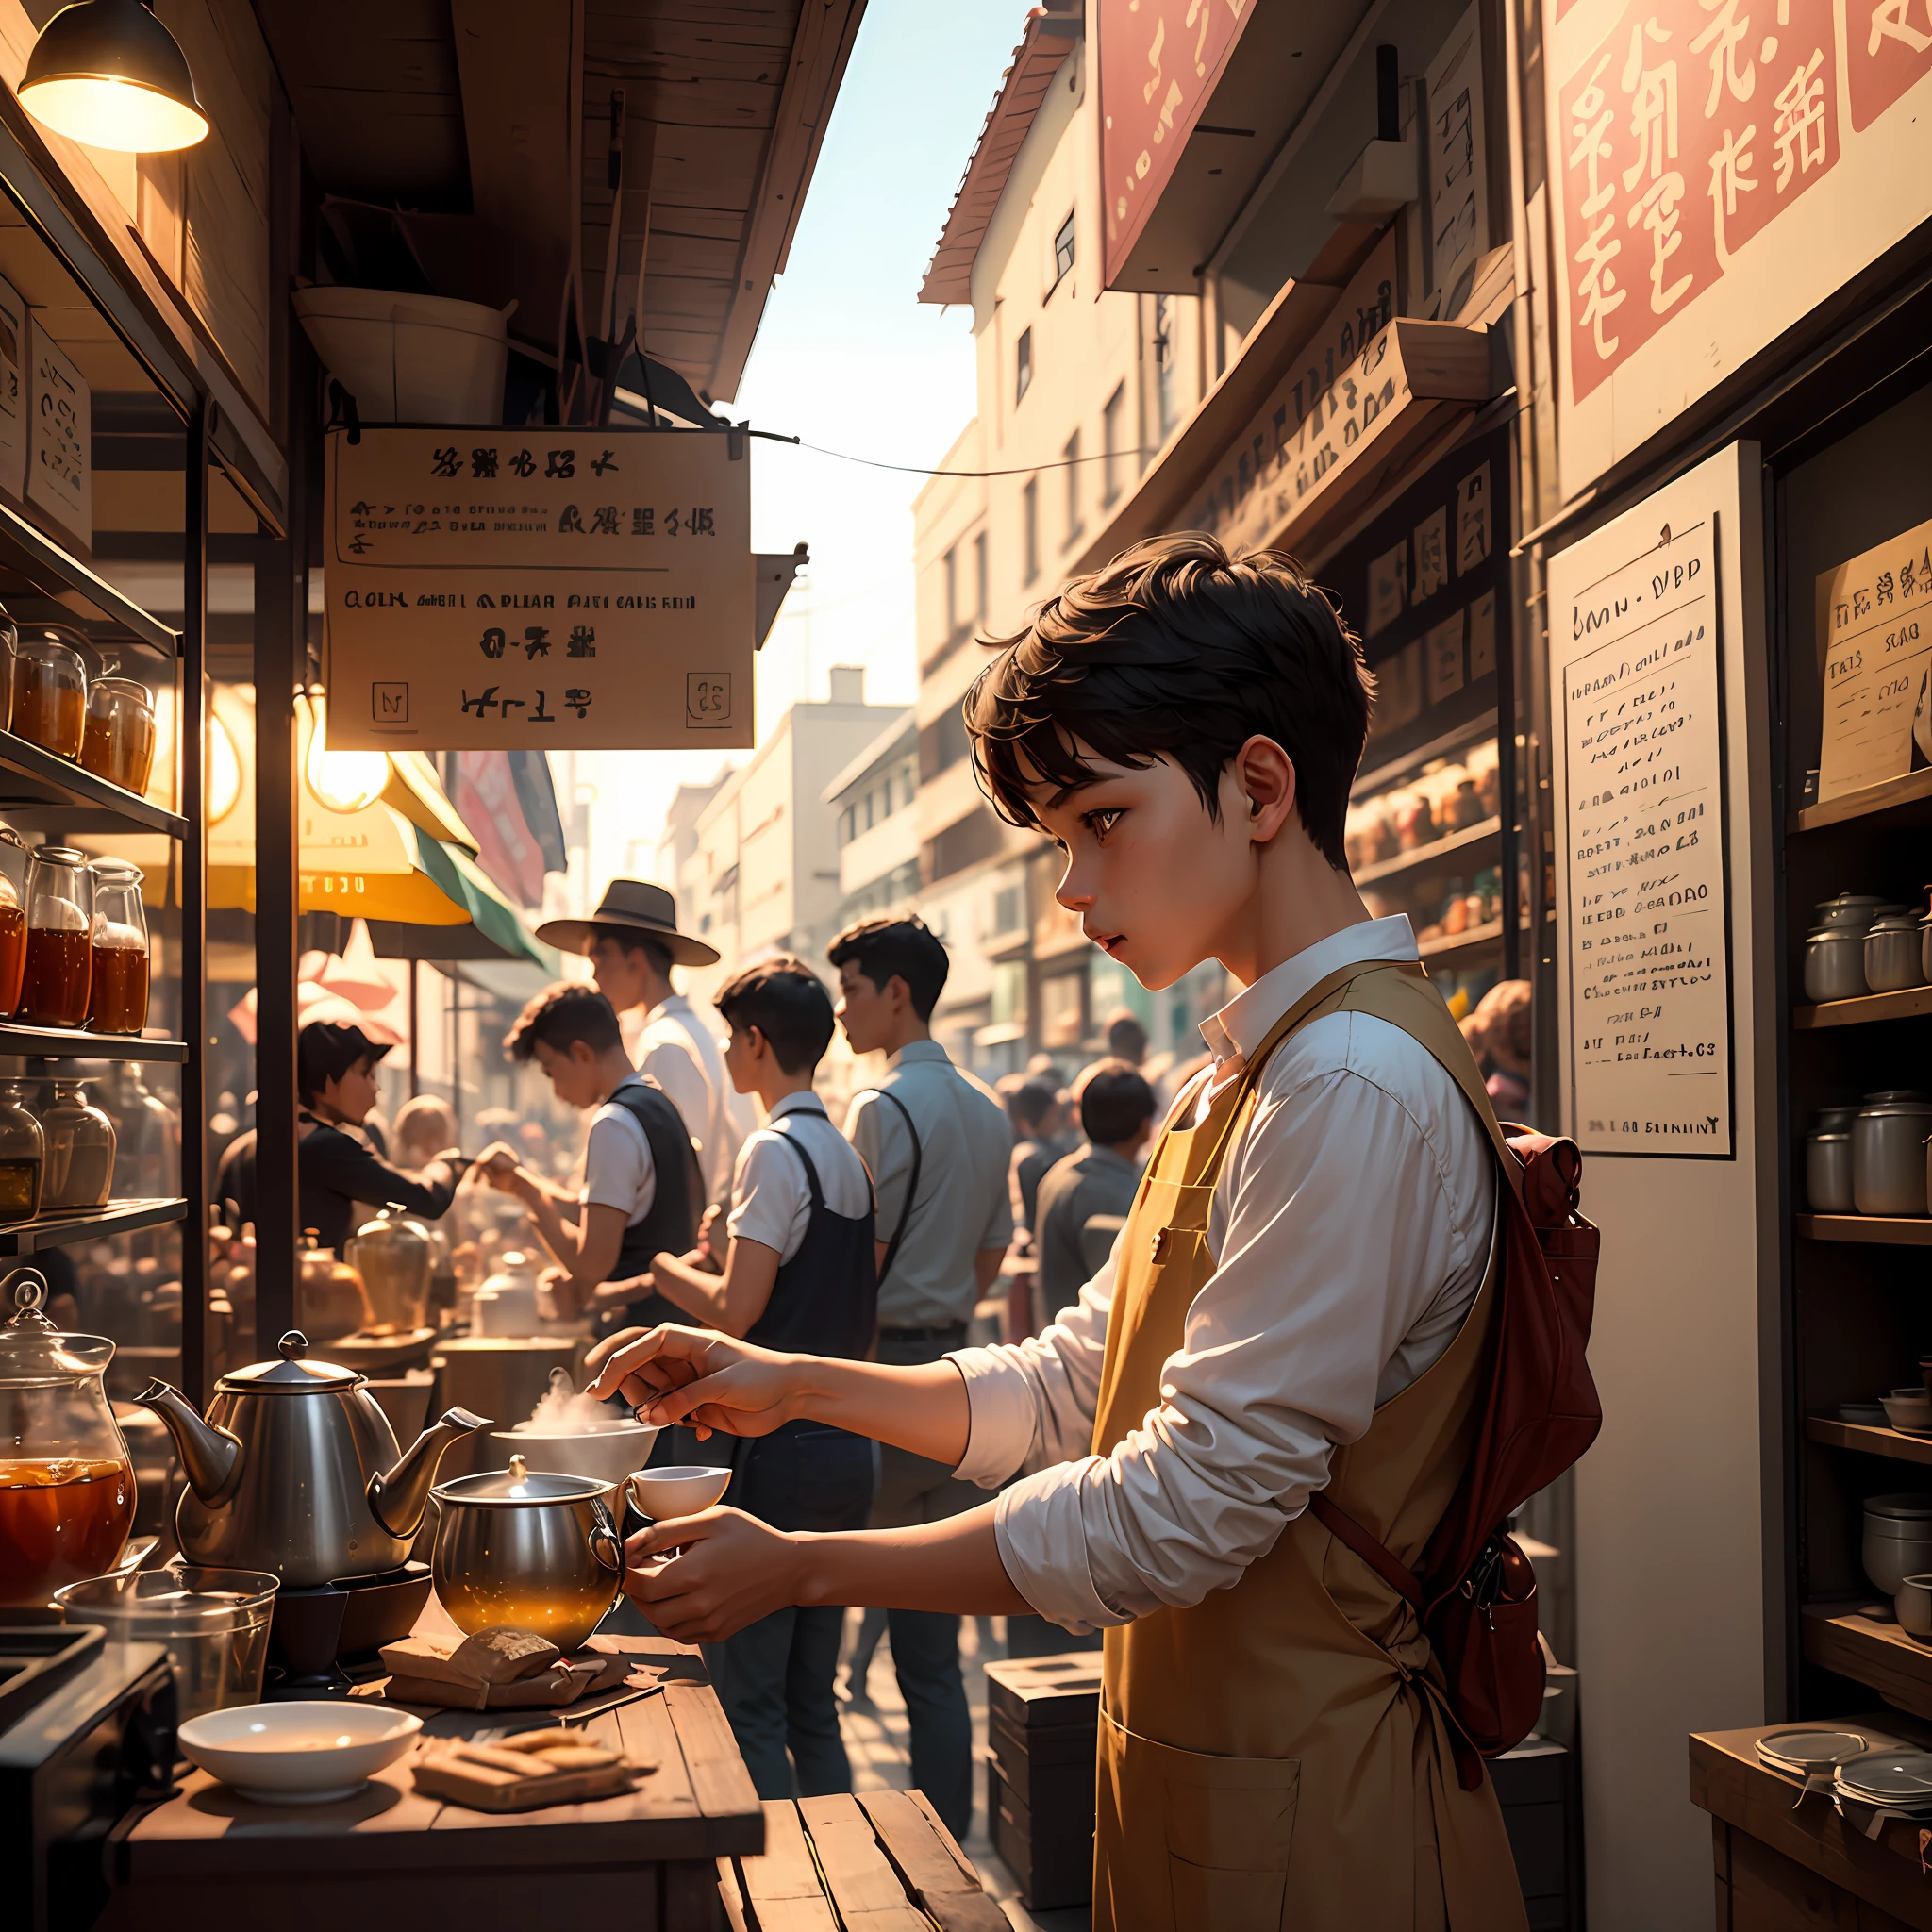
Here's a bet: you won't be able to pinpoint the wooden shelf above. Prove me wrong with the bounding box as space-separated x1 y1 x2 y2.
1354 816 1501 885
0 1196 186 1255
1794 986 1932 1030
0 731 186 836
0 497 178 657
0 1024 186 1063
1797 1214 1932 1245
1418 918 1505 959
1802 1602 1932 1720
1796 768 1932 834
1807 1416 1932 1464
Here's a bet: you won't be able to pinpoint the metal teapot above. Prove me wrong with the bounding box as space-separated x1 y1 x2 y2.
139 1329 490 1589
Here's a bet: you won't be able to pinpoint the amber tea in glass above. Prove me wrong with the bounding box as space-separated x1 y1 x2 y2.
78 679 156 793
0 1457 133 1603
11 634 85 759
0 825 26 1017
18 847 92 1028
86 861 146 1034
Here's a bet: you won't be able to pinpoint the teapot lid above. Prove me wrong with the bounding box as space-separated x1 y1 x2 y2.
433 1453 612 1505
215 1329 361 1393
0 1268 111 1382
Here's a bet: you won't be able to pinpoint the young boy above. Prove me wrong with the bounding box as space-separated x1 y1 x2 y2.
625 957 876 1800
482 983 698 1326
588 534 1527 1931
1032 1058 1155 1320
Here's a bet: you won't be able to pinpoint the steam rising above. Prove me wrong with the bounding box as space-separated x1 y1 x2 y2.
513 1380 632 1436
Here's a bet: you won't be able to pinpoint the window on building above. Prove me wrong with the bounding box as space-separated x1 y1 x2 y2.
974 530 988 620
991 958 1029 1030
919 708 972 781
1154 295 1178 443
1063 431 1082 546
993 883 1023 935
942 545 957 634
1015 326 1033 406
1102 383 1126 506
1022 477 1039 583
1051 209 1075 291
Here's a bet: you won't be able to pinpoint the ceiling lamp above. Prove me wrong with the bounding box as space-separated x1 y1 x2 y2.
19 0 209 154
302 692 391 817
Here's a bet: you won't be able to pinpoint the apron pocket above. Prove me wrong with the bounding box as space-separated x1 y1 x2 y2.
1104 1709 1300 1932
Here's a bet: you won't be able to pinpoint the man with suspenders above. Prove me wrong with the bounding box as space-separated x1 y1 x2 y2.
827 915 1013 1844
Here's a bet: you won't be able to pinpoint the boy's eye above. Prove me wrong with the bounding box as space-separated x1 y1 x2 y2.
1083 807 1124 841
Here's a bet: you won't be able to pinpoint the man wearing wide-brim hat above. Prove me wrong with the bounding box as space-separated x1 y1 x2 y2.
536 880 741 1206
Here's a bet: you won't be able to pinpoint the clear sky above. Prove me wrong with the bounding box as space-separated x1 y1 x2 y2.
575 0 1025 895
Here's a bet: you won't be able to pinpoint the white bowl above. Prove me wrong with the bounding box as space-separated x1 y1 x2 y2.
177 1701 422 1804
624 1464 732 1521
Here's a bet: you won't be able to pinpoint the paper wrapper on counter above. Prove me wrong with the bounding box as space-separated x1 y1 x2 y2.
411 1730 652 1811
378 1627 632 1709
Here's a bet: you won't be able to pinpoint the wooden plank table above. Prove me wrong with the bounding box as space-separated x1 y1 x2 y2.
1690 1721 1932 1930
719 1790 1013 1932
97 1635 762 1932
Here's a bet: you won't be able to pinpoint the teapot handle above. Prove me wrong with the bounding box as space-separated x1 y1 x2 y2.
590 1497 625 1577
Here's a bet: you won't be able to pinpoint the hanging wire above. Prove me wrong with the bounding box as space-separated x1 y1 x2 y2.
746 428 1153 480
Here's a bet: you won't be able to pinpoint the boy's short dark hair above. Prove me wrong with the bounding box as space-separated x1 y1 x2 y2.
1008 1077 1059 1134
826 915 950 1021
965 532 1373 868
591 925 672 978
714 957 835 1075
505 981 625 1063
297 1021 390 1106
1104 1008 1148 1062
1076 1058 1156 1147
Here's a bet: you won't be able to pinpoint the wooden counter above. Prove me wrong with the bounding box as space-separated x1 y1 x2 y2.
97 1636 762 1932
1690 1722 1932 1930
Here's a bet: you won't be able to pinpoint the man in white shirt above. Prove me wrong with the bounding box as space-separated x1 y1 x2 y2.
537 880 740 1205
588 536 1529 1931
479 981 698 1328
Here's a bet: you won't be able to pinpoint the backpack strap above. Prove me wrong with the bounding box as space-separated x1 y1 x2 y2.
858 1087 923 1290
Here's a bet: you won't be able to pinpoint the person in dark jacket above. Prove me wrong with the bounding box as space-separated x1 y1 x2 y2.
214 1020 463 1253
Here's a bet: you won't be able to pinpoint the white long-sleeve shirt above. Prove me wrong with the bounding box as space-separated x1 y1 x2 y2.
946 916 1497 1632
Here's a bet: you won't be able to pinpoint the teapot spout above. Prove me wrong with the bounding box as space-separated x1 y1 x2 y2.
137 1380 243 1507
367 1406 490 1540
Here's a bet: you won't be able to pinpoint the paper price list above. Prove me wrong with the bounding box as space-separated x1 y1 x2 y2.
1559 519 1731 1156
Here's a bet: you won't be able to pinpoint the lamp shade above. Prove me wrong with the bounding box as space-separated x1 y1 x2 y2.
20 0 209 153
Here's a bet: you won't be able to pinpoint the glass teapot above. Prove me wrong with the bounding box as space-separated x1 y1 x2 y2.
345 1205 434 1336
0 1267 134 1607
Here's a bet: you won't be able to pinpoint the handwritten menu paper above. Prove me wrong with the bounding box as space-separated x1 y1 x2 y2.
1557 518 1731 1158
1814 513 1932 802
324 425 753 751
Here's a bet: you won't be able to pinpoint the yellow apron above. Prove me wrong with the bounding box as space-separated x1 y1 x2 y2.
1089 959 1530 1932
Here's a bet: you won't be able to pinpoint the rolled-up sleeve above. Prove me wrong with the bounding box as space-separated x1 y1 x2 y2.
986 1047 1488 1630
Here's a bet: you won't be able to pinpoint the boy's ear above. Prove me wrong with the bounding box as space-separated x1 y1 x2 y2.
1234 735 1299 842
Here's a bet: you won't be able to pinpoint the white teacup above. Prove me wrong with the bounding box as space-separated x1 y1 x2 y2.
625 1464 732 1522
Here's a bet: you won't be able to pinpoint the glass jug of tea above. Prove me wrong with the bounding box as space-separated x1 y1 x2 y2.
0 824 27 1018
86 860 147 1035
0 1080 43 1223
78 678 156 794
11 629 87 760
18 846 92 1028
0 1269 134 1607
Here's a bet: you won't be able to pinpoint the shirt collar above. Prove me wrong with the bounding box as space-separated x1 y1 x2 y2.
889 1040 952 1071
1083 1143 1140 1179
645 993 692 1025
1199 915 1421 1066
768 1091 825 1120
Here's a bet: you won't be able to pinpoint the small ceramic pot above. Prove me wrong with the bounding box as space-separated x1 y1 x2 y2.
1806 926 1868 1004
1867 914 1927 992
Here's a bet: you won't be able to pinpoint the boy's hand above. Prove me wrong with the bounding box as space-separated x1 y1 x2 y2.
537 1264 584 1321
584 1325 805 1439
622 1507 807 1642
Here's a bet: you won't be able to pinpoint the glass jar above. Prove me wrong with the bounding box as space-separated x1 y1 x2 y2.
17 846 92 1027
86 859 147 1035
0 1269 134 1606
0 825 26 1018
11 630 86 759
78 677 156 794
40 1080 114 1212
0 1080 43 1224
0 605 17 734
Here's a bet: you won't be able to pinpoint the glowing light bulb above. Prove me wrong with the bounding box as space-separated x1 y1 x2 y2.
19 2 209 155
302 694 389 815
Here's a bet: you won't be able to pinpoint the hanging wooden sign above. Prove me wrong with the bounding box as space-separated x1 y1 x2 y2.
324 425 754 750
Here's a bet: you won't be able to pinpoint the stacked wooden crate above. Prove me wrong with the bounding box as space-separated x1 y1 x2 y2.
983 1652 1102 1911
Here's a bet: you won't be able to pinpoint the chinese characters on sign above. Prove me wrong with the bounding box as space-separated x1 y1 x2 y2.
325 426 753 751
1813 511 1932 801
1556 515 1732 1156
1546 0 1932 494
1098 0 1255 285
1424 6 1492 319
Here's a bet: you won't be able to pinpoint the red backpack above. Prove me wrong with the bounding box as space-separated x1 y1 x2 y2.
1309 1125 1601 1790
